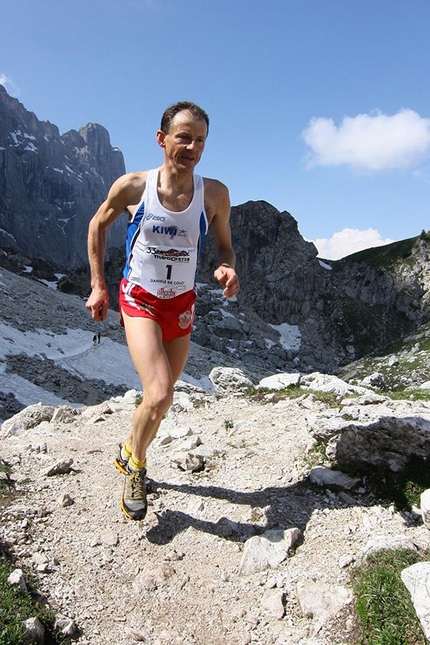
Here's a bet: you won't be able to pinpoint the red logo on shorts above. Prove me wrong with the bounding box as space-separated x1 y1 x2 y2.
178 310 193 329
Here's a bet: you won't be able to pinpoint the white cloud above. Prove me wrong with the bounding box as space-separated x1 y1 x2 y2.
0 74 20 97
311 228 395 260
302 109 430 171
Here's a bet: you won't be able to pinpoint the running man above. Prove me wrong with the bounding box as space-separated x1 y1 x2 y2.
86 101 239 520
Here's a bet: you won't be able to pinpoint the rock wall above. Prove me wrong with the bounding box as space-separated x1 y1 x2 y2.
0 85 126 269
200 200 321 324
200 203 430 369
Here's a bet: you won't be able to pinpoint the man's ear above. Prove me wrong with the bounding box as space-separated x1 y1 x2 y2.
156 129 166 148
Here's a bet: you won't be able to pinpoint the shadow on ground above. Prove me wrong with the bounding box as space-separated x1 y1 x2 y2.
144 477 377 545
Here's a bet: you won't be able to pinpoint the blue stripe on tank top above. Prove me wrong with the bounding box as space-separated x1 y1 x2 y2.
123 203 145 279
197 210 208 257
194 210 208 285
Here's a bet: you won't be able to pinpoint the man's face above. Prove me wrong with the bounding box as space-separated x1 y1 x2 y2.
157 110 208 171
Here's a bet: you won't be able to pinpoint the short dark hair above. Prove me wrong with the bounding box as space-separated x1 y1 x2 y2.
160 101 209 135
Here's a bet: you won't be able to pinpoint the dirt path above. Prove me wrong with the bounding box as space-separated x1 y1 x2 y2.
2 390 428 645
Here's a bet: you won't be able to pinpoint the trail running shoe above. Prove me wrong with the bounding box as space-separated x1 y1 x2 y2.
114 445 154 494
114 443 128 475
120 468 148 521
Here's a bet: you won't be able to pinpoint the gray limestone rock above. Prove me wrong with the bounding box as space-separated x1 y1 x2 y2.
401 562 430 641
309 466 361 491
209 367 254 394
238 528 302 576
307 401 430 472
296 579 353 626
420 489 430 528
1 403 56 436
7 568 27 592
0 85 126 270
22 617 45 644
257 373 301 390
362 535 418 558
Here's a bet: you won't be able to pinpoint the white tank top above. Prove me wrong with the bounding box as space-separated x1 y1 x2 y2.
123 169 209 299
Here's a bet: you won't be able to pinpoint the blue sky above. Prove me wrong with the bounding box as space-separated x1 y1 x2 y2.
2 0 430 259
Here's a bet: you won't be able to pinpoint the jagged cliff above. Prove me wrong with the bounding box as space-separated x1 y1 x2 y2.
0 85 126 269
199 205 430 370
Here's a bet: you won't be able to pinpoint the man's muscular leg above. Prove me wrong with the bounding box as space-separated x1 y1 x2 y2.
118 314 191 519
122 313 191 462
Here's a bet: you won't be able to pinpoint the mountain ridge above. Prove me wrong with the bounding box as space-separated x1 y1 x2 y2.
2 84 430 379
0 85 126 269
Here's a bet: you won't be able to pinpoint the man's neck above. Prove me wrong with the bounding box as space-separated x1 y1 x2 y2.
158 164 194 194
157 165 195 211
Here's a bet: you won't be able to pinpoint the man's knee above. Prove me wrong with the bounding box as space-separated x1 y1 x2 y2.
142 387 173 420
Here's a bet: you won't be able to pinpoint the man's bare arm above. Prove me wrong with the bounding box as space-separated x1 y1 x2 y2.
208 180 240 299
86 173 145 321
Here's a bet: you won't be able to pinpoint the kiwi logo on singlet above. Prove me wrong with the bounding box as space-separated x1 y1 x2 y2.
152 225 178 237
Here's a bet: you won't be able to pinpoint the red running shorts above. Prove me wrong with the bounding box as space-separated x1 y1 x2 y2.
119 278 196 342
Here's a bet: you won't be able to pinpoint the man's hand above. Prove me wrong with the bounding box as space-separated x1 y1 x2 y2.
214 265 240 299
86 287 109 322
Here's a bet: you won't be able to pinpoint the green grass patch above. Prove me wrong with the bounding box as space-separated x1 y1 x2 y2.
387 389 430 402
0 461 13 496
303 441 327 470
395 456 430 511
0 558 38 645
135 393 143 407
311 390 342 407
360 456 430 511
0 464 71 644
352 548 429 645
248 386 341 407
0 556 67 645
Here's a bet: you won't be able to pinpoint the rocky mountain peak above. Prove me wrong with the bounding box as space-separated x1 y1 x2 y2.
0 86 126 269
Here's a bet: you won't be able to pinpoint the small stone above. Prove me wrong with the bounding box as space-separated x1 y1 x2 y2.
216 516 241 538
22 616 45 642
310 466 361 490
59 493 74 507
32 552 49 567
261 588 285 619
363 535 418 558
297 579 353 624
7 568 27 592
124 627 147 641
170 425 193 439
36 562 50 573
401 562 430 640
51 406 76 423
177 435 202 451
43 458 74 476
171 452 204 472
101 531 119 547
239 528 302 576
